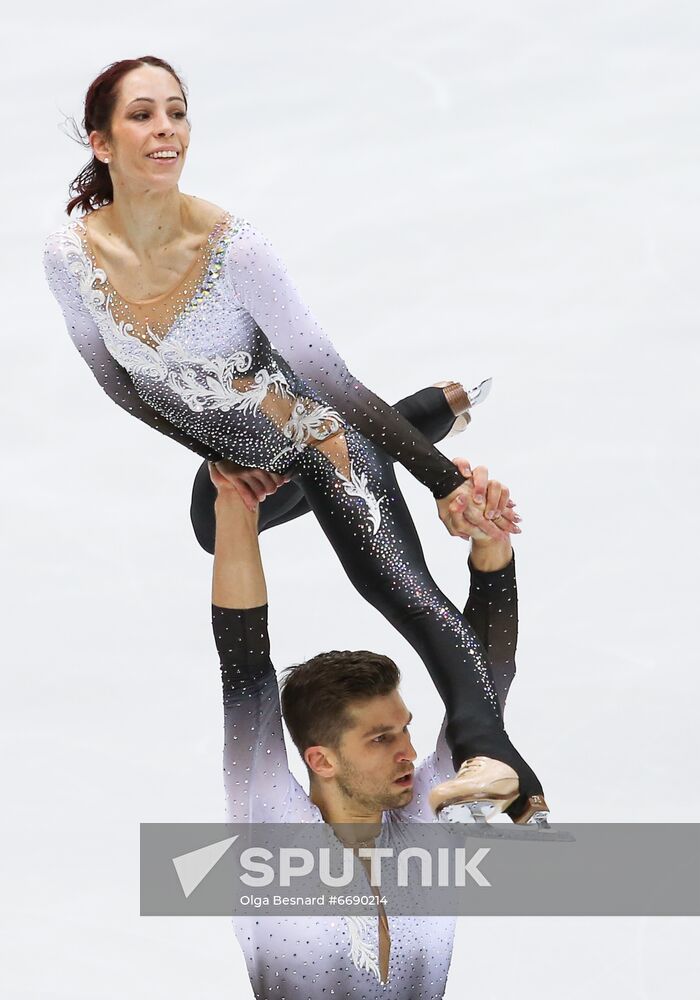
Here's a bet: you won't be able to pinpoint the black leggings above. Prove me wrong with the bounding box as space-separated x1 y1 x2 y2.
191 386 543 813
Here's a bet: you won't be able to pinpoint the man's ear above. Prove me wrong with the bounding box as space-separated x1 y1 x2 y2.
304 745 336 778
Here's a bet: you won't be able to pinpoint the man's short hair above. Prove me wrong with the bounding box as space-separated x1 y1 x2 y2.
280 650 401 763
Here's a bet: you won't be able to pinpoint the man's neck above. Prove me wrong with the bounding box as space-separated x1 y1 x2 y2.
309 782 383 846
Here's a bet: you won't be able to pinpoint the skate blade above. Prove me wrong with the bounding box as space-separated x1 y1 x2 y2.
439 805 577 843
525 810 550 826
451 822 576 843
438 799 503 824
497 817 577 843
467 377 493 408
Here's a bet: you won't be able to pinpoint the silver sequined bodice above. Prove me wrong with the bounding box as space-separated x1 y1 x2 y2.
43 209 466 498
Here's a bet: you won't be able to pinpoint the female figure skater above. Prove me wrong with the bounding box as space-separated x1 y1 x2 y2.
43 55 548 824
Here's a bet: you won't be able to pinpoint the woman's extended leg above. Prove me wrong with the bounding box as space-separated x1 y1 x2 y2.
294 425 544 814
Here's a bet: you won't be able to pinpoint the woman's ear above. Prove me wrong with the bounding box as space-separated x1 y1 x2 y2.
90 129 110 162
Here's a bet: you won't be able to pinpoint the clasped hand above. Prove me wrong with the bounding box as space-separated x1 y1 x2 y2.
436 458 521 542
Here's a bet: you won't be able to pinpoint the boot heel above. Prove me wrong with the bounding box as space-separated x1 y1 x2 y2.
435 378 493 439
434 381 472 438
513 795 550 826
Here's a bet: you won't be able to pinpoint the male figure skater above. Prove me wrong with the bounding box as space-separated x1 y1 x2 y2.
205 440 529 997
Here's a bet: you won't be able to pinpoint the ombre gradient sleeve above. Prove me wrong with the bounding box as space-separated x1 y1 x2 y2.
212 604 298 824
225 222 466 500
43 233 220 461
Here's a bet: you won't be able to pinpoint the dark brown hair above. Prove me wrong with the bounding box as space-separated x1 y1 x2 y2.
280 650 401 764
63 56 188 217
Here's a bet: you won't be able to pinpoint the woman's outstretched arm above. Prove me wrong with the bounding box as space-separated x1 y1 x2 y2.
225 222 469 501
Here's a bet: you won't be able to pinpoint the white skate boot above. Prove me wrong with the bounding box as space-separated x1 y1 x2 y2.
429 756 519 823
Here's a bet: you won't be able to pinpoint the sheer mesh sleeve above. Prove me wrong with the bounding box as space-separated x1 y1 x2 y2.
212 604 296 823
463 550 518 711
226 222 466 499
42 233 221 461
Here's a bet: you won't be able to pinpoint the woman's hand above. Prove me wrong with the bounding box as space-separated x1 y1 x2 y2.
459 460 520 541
209 459 292 512
436 458 521 541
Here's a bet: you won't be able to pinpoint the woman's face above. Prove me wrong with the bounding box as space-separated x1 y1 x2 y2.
91 65 191 191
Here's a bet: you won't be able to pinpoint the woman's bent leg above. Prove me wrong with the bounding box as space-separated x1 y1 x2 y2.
294 426 543 803
190 386 462 553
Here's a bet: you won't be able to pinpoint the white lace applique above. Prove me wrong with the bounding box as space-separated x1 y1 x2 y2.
59 224 170 380
283 400 345 450
336 464 386 536
271 400 345 462
59 224 294 415
163 351 293 414
344 915 382 982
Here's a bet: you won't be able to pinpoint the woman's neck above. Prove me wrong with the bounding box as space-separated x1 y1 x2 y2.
96 188 192 259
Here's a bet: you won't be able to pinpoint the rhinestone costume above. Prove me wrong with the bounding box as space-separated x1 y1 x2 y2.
212 553 519 999
42 207 543 807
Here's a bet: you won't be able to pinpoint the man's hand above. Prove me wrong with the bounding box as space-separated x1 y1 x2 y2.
436 458 522 542
209 462 260 529
210 459 291 512
210 463 268 607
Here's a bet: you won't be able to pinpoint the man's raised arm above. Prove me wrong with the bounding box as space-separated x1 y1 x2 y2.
210 465 294 823
464 534 517 712
212 465 267 610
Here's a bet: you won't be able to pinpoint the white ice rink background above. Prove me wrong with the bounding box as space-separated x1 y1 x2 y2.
2 1 698 996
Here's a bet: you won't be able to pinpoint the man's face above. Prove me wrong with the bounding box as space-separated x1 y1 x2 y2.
332 690 417 811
